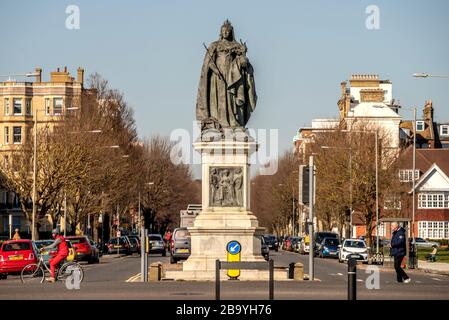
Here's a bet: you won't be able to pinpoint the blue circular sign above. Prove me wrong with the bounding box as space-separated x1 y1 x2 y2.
227 241 241 255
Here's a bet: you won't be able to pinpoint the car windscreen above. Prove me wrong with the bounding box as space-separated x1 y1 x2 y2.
345 241 366 248
2 242 31 251
174 229 191 239
263 237 275 243
35 241 53 249
149 236 162 241
317 233 337 240
109 238 126 245
324 238 340 246
69 237 87 244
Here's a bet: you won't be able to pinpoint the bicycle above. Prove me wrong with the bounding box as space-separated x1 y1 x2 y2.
20 251 84 284
371 251 384 265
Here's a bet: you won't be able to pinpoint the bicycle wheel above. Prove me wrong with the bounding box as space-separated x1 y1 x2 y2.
58 262 84 282
21 264 45 284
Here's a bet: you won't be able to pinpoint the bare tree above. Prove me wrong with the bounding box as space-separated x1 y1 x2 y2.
251 151 300 236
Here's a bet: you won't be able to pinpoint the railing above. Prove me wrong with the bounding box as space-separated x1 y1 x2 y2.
215 259 274 301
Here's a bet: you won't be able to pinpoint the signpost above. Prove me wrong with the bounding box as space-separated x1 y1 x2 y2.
226 240 241 279
9 213 12 240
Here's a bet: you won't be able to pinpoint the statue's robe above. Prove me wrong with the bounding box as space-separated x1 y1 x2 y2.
196 40 257 128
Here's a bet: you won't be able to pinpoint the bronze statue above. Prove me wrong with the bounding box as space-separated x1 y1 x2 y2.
196 20 257 129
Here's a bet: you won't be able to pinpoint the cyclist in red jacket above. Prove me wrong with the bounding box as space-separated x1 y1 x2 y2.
40 228 69 282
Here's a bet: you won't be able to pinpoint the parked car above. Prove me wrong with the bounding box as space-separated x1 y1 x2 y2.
123 236 140 255
170 227 191 264
318 237 340 259
282 237 292 251
314 232 339 255
89 239 103 258
299 236 310 255
34 240 76 265
413 237 440 248
263 235 279 251
338 239 369 263
107 237 131 255
148 234 166 256
289 237 301 252
67 236 100 263
127 235 141 252
293 237 303 253
0 240 38 279
260 236 269 261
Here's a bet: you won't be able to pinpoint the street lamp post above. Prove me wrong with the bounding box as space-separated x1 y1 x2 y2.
401 107 417 252
413 73 449 79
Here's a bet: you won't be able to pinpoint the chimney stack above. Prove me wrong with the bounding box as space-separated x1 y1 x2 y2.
35 67 42 82
77 67 84 86
340 81 347 96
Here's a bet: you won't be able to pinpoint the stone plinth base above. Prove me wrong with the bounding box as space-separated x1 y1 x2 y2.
176 138 269 280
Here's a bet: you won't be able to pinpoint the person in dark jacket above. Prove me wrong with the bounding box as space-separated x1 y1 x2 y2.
390 222 411 283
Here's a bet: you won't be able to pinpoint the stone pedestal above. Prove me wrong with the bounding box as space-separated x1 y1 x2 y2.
174 138 268 280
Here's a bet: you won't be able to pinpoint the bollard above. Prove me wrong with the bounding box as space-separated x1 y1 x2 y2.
288 263 295 279
143 229 148 282
269 259 274 301
348 258 357 300
140 227 145 282
149 262 163 281
215 259 221 301
294 262 304 281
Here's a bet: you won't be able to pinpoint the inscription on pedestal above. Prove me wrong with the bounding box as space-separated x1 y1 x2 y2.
209 167 244 207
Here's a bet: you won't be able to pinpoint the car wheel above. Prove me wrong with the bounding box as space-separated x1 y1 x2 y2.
162 250 166 257
170 255 177 264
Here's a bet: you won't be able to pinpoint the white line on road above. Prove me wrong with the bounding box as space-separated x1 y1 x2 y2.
432 278 442 282
126 274 141 282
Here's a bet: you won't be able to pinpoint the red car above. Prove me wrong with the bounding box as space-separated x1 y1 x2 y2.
67 236 100 264
0 240 38 279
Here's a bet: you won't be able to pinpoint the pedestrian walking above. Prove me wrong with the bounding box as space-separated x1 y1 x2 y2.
390 222 411 283
12 228 21 240
164 229 172 247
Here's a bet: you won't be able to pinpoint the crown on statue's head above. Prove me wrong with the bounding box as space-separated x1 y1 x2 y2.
221 19 233 30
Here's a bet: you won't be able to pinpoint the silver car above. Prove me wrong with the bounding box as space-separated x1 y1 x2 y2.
413 237 440 248
170 228 191 264
148 234 166 256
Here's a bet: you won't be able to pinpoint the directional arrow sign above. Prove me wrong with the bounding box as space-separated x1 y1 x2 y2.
226 240 241 279
227 241 241 255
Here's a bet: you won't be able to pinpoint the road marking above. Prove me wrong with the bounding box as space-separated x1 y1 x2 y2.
337 273 343 276
415 281 422 284
357 279 363 282
126 274 141 282
432 278 442 282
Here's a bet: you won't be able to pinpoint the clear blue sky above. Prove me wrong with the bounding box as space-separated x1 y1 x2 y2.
1 0 448 164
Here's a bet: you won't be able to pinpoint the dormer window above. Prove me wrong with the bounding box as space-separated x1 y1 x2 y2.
416 121 425 131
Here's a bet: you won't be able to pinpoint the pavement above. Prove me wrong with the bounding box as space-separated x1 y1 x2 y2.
1 250 449 300
418 260 449 276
